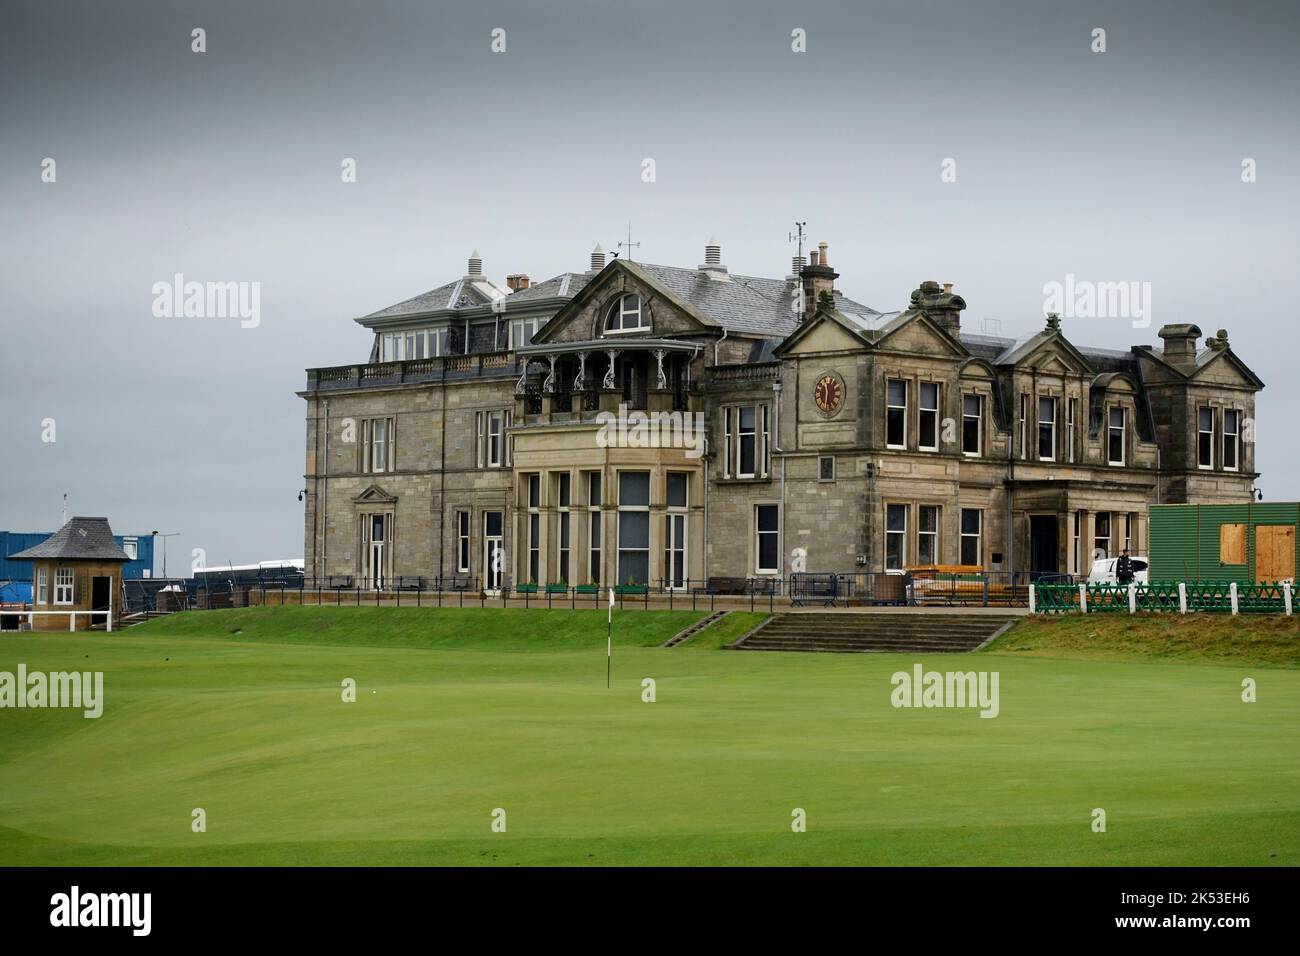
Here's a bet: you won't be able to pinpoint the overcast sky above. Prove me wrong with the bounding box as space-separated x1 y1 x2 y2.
1 0 1297 572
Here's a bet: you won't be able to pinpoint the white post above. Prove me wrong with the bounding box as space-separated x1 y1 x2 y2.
1079 582 1088 614
107 583 113 634
1029 583 1036 613
1285 581 1293 616
1178 581 1187 614
69 611 75 632
1128 581 1137 614
1230 581 1239 616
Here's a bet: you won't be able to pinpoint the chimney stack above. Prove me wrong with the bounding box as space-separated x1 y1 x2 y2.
506 274 530 292
466 249 483 277
908 279 967 339
1157 323 1203 371
798 240 838 320
589 243 606 273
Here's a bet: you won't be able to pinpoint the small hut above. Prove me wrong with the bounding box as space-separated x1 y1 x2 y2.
7 516 131 631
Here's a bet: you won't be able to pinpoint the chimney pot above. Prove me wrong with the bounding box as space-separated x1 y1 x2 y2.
817 241 829 267
506 274 530 292
943 282 953 294
699 237 726 273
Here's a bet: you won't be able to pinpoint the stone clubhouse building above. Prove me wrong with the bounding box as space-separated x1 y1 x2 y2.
299 240 1263 591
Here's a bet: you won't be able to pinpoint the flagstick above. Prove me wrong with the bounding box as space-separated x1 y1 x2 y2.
607 586 614 688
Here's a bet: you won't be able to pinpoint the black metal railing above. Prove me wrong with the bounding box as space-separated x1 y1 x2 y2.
42 567 1049 626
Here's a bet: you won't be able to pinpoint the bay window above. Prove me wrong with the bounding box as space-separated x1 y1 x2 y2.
617 471 650 585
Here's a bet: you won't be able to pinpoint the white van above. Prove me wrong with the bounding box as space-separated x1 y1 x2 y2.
1087 556 1149 584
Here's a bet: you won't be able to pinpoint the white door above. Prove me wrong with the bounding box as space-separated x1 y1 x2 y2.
664 513 686 591
368 514 387 590
483 511 503 594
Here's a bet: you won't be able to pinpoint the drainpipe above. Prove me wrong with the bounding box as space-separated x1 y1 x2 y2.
772 379 785 591
1005 401 1014 578
702 433 710 584
713 327 728 366
438 372 448 581
322 398 329 581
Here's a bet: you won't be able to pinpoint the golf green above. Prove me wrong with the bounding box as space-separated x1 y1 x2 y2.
1 607 1296 866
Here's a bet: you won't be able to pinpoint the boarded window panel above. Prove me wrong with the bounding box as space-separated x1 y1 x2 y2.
1255 525 1296 583
1220 523 1246 565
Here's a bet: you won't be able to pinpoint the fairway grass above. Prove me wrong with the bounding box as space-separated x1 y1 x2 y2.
1 607 1297 866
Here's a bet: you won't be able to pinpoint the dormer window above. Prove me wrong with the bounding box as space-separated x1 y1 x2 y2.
605 294 647 333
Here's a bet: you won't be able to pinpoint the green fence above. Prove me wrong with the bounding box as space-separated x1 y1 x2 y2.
1032 581 1295 614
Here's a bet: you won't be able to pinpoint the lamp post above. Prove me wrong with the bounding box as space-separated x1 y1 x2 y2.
150 531 180 579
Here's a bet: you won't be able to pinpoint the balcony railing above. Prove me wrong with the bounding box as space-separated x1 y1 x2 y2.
305 352 519 392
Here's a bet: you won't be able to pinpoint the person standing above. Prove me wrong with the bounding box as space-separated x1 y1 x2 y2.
1117 548 1135 585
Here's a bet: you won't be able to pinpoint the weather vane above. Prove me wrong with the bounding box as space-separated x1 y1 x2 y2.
788 221 807 261
618 222 640 262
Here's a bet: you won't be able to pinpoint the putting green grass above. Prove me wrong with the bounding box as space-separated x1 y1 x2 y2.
1 607 1297 866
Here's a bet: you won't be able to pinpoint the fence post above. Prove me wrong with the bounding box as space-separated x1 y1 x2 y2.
1230 581 1239 615
1078 583 1088 614
1028 583 1036 613
1285 581 1293 616
1178 581 1187 614
1127 582 1136 614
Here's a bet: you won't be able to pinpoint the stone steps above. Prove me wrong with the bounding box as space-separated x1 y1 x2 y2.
663 610 729 647
733 613 1018 654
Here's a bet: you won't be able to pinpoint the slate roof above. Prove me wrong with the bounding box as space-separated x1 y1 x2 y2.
628 262 879 338
8 517 131 562
961 331 1139 378
504 272 594 305
361 277 510 321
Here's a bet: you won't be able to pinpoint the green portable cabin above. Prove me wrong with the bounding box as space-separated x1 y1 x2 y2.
1148 502 1299 584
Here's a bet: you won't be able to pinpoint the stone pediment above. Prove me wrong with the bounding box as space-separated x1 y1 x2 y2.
352 484 398 505
872 311 965 358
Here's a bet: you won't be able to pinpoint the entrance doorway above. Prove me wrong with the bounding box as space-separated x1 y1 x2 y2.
91 576 112 611
483 511 503 594
663 513 686 590
1029 515 1059 580
368 514 388 590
